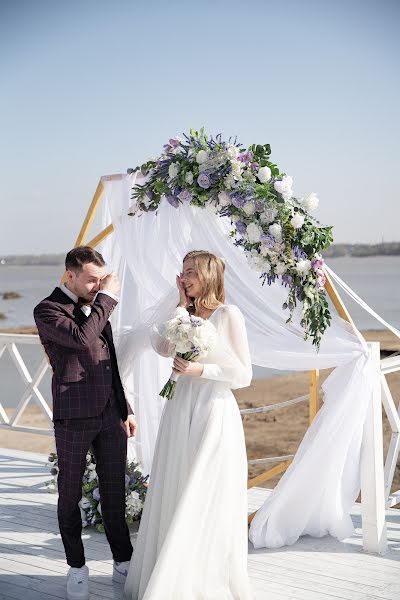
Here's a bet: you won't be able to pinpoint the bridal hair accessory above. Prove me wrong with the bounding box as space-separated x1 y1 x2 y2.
128 128 333 348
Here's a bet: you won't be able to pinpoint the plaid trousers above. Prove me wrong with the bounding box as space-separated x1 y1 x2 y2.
54 391 133 567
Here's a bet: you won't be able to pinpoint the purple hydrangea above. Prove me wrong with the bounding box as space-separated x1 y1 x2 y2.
93 488 101 501
197 173 211 189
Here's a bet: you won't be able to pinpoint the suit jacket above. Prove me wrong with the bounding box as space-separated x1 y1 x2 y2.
34 287 132 421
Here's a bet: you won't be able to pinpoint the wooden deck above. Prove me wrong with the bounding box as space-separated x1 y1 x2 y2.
0 448 400 600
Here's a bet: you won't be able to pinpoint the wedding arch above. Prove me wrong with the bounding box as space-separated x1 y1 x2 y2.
52 166 398 557
4 134 398 556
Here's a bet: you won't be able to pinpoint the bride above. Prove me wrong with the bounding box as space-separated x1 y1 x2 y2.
124 250 253 599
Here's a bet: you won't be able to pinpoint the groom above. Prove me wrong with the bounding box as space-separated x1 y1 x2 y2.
34 246 137 600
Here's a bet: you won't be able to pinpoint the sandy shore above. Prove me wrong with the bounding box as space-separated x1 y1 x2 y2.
1 329 399 493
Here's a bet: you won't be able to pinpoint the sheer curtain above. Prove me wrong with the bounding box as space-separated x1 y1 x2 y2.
99 173 378 548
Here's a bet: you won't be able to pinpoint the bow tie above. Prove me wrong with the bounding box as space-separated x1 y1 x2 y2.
77 298 93 307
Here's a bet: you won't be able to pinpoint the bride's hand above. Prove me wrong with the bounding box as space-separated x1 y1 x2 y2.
176 273 190 308
173 356 203 377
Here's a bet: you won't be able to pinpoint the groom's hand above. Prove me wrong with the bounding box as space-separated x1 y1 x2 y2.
123 415 137 438
100 272 120 296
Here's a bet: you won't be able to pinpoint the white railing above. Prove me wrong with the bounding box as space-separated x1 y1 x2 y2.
0 333 53 435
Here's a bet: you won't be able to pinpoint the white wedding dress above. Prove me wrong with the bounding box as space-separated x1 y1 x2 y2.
124 304 253 600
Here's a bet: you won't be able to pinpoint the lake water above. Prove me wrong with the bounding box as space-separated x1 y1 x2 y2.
0 257 399 408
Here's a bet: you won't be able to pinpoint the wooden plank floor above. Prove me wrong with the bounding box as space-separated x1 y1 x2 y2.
0 448 399 600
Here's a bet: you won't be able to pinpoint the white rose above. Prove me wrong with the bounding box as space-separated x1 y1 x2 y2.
303 192 319 212
247 253 264 272
231 214 240 224
296 259 312 276
218 191 231 206
243 169 255 182
257 166 272 183
291 213 305 229
227 145 240 159
275 262 287 275
185 171 194 184
246 222 262 243
274 175 293 201
80 497 91 509
243 201 255 216
88 470 98 481
196 150 208 164
168 163 179 179
268 223 282 241
224 174 235 189
304 284 316 299
231 161 242 177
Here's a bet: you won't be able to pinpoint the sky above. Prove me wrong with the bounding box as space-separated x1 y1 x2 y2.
0 0 399 255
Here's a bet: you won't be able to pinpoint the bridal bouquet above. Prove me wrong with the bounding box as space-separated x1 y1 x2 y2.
128 128 333 349
158 309 217 400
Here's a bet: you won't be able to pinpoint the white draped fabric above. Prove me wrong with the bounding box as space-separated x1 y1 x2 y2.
99 173 379 549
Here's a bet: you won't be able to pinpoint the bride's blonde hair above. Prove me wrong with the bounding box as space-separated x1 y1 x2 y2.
183 250 225 314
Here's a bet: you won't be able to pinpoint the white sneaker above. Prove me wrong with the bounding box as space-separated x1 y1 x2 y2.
112 560 130 583
66 565 89 600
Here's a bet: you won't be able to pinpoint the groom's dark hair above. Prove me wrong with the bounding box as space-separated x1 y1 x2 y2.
65 246 105 272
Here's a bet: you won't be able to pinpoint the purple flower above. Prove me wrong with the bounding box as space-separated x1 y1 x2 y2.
235 221 247 235
178 189 192 202
169 137 181 147
250 162 260 171
165 195 180 208
281 274 293 287
255 200 264 212
312 257 325 270
293 245 307 261
231 194 245 208
238 151 254 164
197 173 211 189
260 233 275 248
316 273 326 289
93 488 101 501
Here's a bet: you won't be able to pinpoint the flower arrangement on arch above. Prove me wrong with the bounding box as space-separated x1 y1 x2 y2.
128 128 333 348
46 450 148 532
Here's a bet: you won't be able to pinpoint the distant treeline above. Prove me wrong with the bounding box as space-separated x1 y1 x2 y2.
1 243 400 265
323 242 400 258
0 254 65 266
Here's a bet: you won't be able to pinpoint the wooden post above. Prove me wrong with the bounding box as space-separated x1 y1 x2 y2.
360 342 387 554
309 369 320 424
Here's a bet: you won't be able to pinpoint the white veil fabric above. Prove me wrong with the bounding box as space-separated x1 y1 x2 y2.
98 173 378 548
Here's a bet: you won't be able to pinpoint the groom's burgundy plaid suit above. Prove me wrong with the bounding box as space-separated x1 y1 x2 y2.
34 287 133 568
